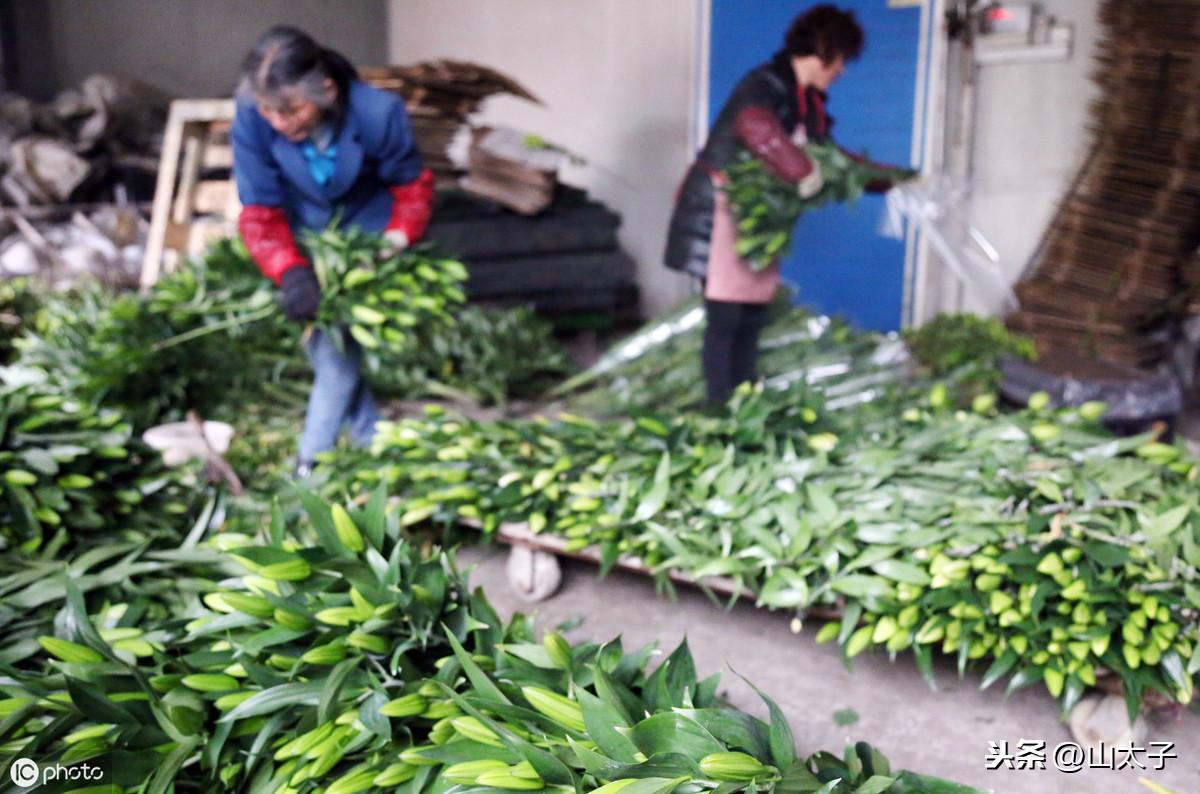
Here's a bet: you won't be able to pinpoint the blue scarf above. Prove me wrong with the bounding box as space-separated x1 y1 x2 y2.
299 125 338 188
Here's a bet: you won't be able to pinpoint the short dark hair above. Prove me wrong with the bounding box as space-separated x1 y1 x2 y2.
784 5 865 63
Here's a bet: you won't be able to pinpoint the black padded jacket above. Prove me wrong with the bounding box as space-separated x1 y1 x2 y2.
663 51 831 279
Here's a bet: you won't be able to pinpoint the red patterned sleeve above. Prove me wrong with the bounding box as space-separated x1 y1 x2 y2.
237 205 308 285
732 105 815 183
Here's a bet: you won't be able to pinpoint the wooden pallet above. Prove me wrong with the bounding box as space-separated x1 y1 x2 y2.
139 99 237 291
487 520 843 623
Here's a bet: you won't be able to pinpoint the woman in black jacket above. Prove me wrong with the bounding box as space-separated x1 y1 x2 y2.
665 5 899 405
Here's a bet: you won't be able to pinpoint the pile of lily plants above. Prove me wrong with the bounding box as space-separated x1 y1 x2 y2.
1 486 983 794
320 382 1200 720
1 213 1196 794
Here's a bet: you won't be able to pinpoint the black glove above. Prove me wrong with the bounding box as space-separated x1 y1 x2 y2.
867 167 921 194
278 266 320 322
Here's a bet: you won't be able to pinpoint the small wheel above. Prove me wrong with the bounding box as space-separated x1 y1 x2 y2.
506 545 562 602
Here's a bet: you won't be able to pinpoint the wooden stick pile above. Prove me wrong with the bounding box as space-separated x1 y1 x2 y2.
1007 0 1200 367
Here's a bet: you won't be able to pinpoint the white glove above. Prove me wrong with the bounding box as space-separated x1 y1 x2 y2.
797 159 824 200
383 229 410 254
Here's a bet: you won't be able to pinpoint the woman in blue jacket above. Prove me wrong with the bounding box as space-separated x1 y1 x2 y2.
232 26 433 477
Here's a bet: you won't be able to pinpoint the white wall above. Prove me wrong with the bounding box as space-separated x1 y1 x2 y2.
387 0 699 318
961 0 1102 316
14 0 388 98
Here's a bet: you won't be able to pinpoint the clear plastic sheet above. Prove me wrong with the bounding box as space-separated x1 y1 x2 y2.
600 305 705 374
556 293 916 413
758 315 832 351
551 302 706 396
764 333 914 410
881 176 1014 309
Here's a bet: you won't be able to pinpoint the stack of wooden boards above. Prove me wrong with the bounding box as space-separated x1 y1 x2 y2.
359 60 540 190
366 60 636 321
1007 0 1200 368
460 128 565 215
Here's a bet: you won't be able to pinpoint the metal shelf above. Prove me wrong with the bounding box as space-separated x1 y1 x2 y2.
975 40 1072 65
974 25 1074 66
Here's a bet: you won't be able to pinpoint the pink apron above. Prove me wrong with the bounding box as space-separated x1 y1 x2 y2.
703 172 780 305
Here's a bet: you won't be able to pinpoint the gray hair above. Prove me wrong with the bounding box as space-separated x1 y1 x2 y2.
237 26 355 114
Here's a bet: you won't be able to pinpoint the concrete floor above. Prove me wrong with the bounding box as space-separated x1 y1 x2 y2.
457 545 1200 794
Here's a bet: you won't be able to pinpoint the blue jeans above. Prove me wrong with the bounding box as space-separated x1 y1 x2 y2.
298 327 380 462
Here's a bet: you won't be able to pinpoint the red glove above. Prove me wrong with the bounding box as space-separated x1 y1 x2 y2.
386 168 435 247
238 205 307 285
733 106 815 183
